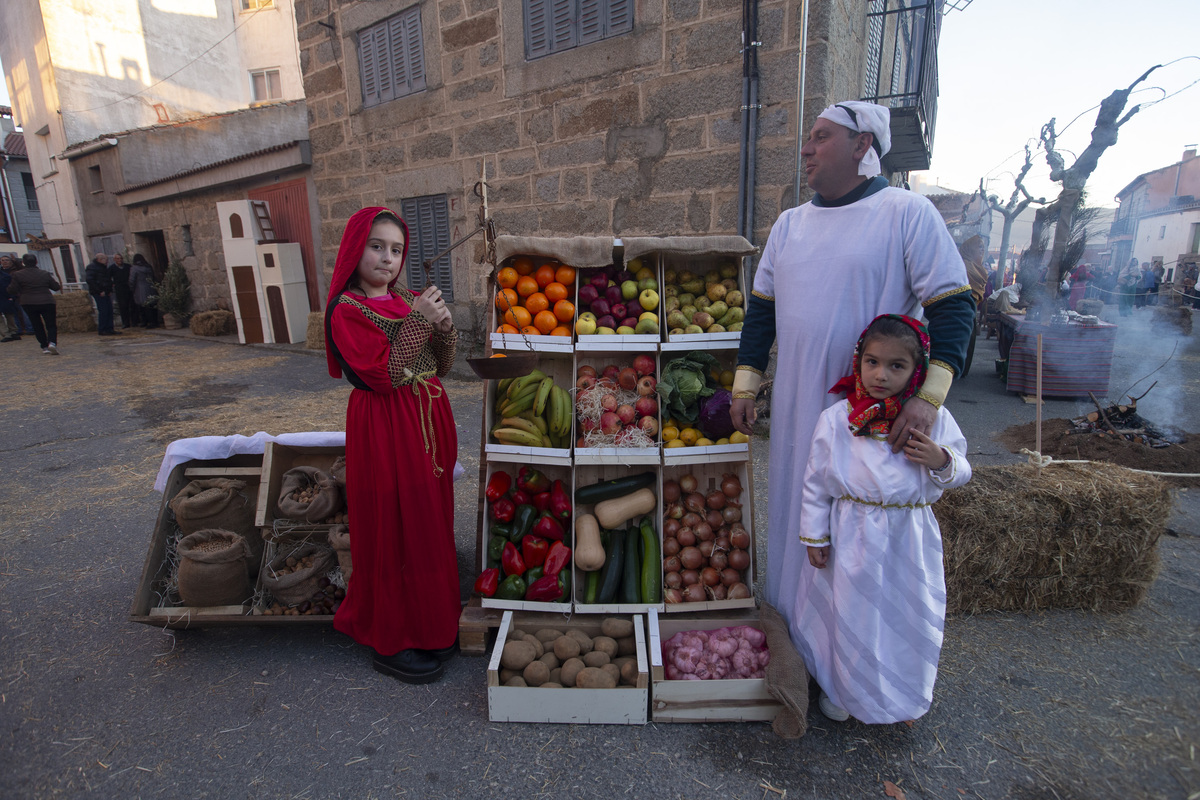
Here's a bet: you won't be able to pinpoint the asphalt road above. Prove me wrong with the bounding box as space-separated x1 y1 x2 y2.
1 306 1197 800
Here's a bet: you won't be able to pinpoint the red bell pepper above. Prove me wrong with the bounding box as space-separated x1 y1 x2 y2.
511 489 533 508
550 479 572 523
473 567 500 597
543 541 571 577
501 541 526 577
517 466 550 494
522 535 549 569
532 511 565 542
490 496 516 523
525 574 563 602
532 491 553 512
485 471 512 503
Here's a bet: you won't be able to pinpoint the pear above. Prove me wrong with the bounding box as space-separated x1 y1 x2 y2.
707 300 729 320
706 323 726 334
706 283 727 302
684 324 704 335
725 289 744 307
692 311 714 329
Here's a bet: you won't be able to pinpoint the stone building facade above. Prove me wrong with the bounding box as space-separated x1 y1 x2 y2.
295 0 880 330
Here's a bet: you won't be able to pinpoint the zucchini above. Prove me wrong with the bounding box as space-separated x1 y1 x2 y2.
584 569 601 605
620 526 641 604
596 528 625 604
575 472 656 505
638 516 661 604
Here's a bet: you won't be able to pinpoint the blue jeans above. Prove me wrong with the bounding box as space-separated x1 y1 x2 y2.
93 293 114 333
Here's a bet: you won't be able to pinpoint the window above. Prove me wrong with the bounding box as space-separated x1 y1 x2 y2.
251 69 283 102
241 0 274 9
524 0 633 60
358 7 426 108
21 172 38 211
1159 225 1166 239
182 224 194 257
88 165 103 193
1189 223 1200 254
400 194 453 302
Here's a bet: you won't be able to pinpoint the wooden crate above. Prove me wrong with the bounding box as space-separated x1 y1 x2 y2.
574 261 662 351
489 253 574 353
484 352 573 468
487 611 648 725
255 442 346 529
661 459 756 613
659 251 747 346
647 609 781 723
573 349 661 465
658 347 749 465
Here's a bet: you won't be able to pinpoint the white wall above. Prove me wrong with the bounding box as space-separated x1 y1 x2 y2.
1133 209 1200 283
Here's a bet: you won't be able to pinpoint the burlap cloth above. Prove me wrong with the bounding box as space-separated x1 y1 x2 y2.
169 478 262 574
176 530 253 607
760 602 809 738
276 466 342 523
621 235 757 262
494 235 615 269
262 543 335 605
328 525 352 582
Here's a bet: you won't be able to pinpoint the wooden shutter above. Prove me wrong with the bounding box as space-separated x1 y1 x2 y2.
387 14 409 98
361 7 424 106
401 195 454 302
578 0 602 44
525 0 551 59
550 0 576 52
606 0 632 37
359 24 385 106
405 9 426 93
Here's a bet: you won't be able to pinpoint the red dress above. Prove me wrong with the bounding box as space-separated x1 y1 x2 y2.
328 288 460 656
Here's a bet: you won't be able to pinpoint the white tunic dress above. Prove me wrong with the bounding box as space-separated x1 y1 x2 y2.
790 402 972 723
753 187 968 617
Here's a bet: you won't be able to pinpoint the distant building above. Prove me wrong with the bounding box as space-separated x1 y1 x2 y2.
0 108 43 242
1108 149 1200 285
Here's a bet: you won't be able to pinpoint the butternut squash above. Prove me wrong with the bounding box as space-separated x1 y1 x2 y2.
594 487 656 530
573 513 606 571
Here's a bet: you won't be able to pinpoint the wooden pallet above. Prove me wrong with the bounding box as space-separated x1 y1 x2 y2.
457 596 505 656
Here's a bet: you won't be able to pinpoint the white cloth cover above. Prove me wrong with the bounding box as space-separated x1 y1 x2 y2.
817 102 892 178
752 186 967 619
154 431 464 492
790 402 971 723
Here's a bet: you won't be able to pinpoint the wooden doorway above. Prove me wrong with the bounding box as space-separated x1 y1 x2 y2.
249 179 319 311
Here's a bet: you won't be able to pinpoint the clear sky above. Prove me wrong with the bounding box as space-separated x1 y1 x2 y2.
924 0 1200 207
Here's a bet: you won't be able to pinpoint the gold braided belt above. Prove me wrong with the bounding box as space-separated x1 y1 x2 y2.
837 493 931 510
396 368 445 478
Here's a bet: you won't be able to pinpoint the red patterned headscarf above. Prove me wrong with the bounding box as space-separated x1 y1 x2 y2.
324 207 410 379
828 314 930 437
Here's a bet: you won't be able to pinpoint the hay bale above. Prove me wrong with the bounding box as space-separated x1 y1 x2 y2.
306 311 325 350
190 310 236 337
934 462 1170 614
1076 298 1104 317
1150 304 1192 336
54 291 97 333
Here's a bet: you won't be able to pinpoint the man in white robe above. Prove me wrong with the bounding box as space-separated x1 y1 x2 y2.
730 101 974 622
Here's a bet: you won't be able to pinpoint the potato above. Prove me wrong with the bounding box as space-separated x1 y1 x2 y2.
507 627 528 641
566 629 594 654
521 634 545 659
618 658 639 686
582 650 610 668
600 663 621 685
534 628 564 643
600 618 634 638
553 635 581 661
523 660 550 687
538 652 560 670
616 635 636 656
575 666 617 689
560 657 585 687
549 667 562 685
540 682 563 689
504 676 528 687
500 640 537 670
500 668 519 683
592 636 618 659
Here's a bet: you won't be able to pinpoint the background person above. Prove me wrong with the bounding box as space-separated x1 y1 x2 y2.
110 253 134 329
85 252 119 335
129 254 158 327
7 251 61 354
1117 257 1139 316
0 254 22 342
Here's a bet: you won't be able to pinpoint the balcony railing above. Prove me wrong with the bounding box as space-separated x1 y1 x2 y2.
1108 216 1135 237
861 0 941 171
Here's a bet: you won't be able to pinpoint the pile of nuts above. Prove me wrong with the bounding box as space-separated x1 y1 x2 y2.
325 511 348 524
276 553 319 575
261 577 345 616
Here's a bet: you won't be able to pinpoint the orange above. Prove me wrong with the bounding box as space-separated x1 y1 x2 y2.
519 325 541 336
497 323 520 335
533 310 559 334
544 281 568 304
512 257 535 276
504 306 532 329
555 265 576 286
515 275 539 298
495 287 519 311
524 291 550 316
496 266 518 289
534 264 557 289
553 299 575 322
550 325 572 337
490 353 507 358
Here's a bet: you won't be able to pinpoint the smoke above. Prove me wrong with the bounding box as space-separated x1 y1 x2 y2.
1103 308 1198 431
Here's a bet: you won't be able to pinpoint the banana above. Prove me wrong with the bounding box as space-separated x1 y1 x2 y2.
499 393 536 418
533 414 548 435
541 434 553 448
505 382 541 408
500 417 542 437
545 384 561 437
506 369 547 399
533 376 555 417
553 385 572 437
495 377 514 400
492 427 544 447
518 409 538 422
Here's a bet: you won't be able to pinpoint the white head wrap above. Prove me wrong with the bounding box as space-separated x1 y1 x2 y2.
816 101 892 178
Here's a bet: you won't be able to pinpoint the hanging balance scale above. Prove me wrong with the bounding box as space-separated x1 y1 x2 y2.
420 165 537 380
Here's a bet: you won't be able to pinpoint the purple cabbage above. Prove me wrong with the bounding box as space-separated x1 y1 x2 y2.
698 389 735 441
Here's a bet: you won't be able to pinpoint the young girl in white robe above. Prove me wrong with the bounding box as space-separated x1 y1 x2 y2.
790 314 972 724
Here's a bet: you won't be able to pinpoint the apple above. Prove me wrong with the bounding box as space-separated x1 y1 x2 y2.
635 267 655 282
634 318 660 335
605 285 624 306
639 289 659 312
638 311 658 323
621 280 639 301
597 326 616 335
590 272 609 293
578 284 599 306
597 314 617 330
638 276 658 293
611 303 627 321
626 299 645 319
590 298 611 318
575 311 597 335
616 325 636 335
621 317 639 330
614 269 634 284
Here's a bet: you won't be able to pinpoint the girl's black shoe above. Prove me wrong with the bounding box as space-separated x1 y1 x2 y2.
371 649 444 684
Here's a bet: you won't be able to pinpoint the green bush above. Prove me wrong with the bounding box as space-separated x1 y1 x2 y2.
154 257 191 318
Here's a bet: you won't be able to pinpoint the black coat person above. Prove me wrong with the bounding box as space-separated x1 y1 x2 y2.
110 253 134 329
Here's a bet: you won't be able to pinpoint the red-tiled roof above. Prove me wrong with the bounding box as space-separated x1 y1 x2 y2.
3 132 27 158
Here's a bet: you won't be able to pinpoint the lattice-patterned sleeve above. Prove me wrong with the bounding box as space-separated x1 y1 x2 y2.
385 313 434 387
430 326 458 377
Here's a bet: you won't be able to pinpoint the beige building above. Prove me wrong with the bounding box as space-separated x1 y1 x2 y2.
295 0 943 334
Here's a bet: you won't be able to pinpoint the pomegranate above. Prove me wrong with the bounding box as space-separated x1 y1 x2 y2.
633 353 656 376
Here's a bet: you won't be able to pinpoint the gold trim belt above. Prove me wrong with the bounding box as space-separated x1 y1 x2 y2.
837 493 931 510
398 369 445 478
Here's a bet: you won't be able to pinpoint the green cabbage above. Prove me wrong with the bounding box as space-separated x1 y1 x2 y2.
656 351 719 424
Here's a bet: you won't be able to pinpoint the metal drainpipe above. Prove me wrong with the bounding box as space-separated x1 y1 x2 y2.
736 1 751 239
793 0 810 209
737 0 761 241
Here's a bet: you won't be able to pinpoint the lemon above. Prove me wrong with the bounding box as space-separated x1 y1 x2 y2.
679 427 701 446
695 437 715 447
662 426 680 442
719 370 735 386
665 439 686 448
715 438 730 445
729 430 750 444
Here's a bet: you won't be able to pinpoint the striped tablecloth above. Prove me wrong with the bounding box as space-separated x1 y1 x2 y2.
1003 315 1117 397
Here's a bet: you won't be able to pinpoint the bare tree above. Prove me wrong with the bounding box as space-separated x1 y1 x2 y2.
1040 65 1161 297
980 144 1047 278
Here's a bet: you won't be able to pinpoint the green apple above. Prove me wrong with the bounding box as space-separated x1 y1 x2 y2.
638 276 658 293
575 312 597 335
634 318 660 335
638 311 658 323
616 325 636 335
596 326 616 335
638 288 659 312
621 280 639 301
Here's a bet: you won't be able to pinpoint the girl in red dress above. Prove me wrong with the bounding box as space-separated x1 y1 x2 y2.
324 207 460 684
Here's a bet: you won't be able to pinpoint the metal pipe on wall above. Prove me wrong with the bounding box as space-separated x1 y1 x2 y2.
736 0 760 242
792 0 810 210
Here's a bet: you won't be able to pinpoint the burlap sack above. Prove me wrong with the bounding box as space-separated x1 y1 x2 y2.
276 467 342 522
328 525 352 582
330 456 347 488
176 530 253 607
760 602 809 739
169 478 263 573
262 544 335 605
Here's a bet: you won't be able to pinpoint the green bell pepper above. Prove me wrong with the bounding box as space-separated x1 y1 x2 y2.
495 574 527 601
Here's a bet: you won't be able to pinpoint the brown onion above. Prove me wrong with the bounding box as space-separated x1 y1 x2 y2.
694 522 715 543
706 491 727 510
721 474 742 498
664 587 684 604
682 511 703 529
710 584 728 601
700 566 720 586
665 502 684 520
727 582 751 600
681 569 700 586
662 479 681 503
684 492 706 514
730 528 751 549
664 570 683 589
722 506 742 524
728 548 751 571
679 546 704 570
676 527 696 547
698 539 715 558
683 584 707 603
709 550 729 571
720 567 741 586
663 518 681 538
679 474 699 494
663 555 682 574
714 535 731 553
663 536 681 557
705 508 724 529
